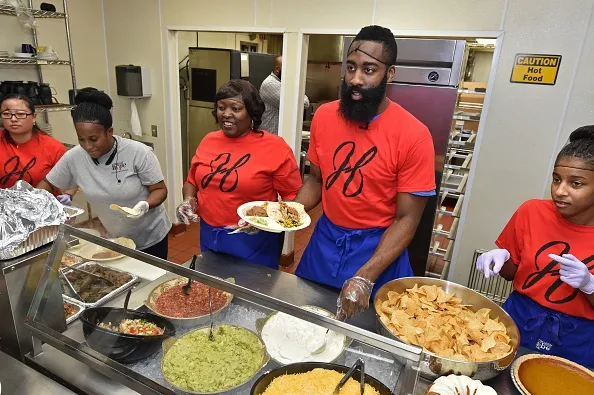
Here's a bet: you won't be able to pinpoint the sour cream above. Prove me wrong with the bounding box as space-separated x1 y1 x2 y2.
261 307 346 364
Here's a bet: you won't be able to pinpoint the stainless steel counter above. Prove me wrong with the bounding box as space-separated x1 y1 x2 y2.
0 350 77 395
27 249 528 394
0 244 58 359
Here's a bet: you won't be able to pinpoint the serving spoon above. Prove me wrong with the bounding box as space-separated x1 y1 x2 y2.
208 286 215 341
182 255 198 295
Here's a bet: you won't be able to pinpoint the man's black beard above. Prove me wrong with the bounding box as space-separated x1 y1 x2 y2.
339 74 388 124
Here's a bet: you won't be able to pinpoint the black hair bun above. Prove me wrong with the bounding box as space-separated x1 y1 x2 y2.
569 125 594 143
74 87 113 111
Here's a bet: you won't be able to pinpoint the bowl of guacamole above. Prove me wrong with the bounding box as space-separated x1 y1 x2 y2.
161 324 269 393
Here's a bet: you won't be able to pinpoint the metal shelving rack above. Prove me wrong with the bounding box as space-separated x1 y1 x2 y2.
0 1 77 115
427 89 482 280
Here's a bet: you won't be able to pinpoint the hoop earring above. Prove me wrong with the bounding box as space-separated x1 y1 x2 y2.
251 120 254 130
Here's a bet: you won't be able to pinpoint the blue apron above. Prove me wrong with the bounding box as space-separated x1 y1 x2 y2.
503 291 594 367
199 219 281 269
296 213 413 294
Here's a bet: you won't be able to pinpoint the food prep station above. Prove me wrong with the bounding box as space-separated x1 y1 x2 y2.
0 225 541 394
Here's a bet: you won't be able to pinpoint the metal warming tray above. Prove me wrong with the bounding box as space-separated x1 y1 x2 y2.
63 296 86 325
0 206 85 260
61 262 139 308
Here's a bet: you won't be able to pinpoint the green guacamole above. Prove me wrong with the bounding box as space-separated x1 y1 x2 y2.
162 325 265 392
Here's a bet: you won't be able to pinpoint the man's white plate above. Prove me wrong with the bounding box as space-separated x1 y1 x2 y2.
237 201 311 233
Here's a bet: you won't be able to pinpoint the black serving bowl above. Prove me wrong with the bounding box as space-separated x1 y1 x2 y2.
80 307 175 364
250 362 392 395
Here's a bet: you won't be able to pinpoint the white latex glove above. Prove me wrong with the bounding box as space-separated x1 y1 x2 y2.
127 201 149 218
549 254 594 294
476 249 510 279
176 197 199 225
56 194 72 206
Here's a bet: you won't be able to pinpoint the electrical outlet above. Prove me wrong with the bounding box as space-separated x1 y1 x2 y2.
151 125 158 137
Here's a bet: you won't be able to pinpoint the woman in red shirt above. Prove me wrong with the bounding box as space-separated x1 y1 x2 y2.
176 80 302 269
476 125 594 367
0 94 72 203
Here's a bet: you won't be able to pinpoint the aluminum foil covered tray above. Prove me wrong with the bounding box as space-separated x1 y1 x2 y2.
0 181 83 260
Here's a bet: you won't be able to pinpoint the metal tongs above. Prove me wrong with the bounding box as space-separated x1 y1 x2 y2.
64 265 114 286
59 270 83 301
333 359 365 395
182 255 198 295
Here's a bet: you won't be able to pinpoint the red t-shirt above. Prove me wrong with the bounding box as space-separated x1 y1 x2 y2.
496 199 594 319
0 131 66 192
308 100 435 229
187 130 302 227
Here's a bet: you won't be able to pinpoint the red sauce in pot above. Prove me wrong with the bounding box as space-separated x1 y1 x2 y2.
154 282 229 318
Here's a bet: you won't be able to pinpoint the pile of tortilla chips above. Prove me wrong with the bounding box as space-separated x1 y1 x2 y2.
376 284 512 363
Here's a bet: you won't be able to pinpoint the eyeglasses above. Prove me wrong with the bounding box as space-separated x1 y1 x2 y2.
1 112 33 120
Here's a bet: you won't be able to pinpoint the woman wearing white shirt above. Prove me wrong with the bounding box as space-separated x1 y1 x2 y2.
37 88 171 258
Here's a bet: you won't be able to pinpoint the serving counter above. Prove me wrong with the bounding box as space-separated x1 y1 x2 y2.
22 226 527 395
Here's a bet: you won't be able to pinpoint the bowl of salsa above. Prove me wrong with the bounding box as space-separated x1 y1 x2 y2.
144 277 234 327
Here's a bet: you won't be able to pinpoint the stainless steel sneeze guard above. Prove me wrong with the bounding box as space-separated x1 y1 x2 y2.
26 224 423 395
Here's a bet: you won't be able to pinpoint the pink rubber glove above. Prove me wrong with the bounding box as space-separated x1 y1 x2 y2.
476 249 510 279
549 254 594 294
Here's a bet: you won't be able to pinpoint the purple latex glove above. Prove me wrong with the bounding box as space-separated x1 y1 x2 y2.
476 249 510 279
56 194 72 206
549 254 594 294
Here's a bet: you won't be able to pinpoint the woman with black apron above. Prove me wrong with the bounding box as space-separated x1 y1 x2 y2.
476 125 594 367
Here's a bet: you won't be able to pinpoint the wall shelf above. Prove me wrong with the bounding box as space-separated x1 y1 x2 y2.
0 4 65 19
0 57 71 66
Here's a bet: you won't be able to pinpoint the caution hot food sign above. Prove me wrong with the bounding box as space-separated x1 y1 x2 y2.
510 54 562 85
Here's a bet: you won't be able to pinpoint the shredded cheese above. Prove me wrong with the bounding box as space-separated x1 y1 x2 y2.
262 368 380 395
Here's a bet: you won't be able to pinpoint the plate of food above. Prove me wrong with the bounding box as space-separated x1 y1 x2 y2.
237 200 311 233
68 237 136 261
511 354 594 395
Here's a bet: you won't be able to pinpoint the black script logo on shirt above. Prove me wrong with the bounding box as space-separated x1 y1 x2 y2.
0 156 36 185
325 141 377 198
522 241 594 304
201 152 251 193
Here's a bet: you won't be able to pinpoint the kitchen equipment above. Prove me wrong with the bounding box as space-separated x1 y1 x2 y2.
80 306 175 364
21 44 36 54
373 277 520 381
185 47 277 175
144 275 234 328
40 3 57 12
250 361 392 395
332 359 365 395
60 262 139 308
61 265 114 289
182 255 197 295
0 206 84 260
255 305 352 365
208 286 215 341
341 37 466 277
63 297 85 325
38 83 54 105
161 325 269 394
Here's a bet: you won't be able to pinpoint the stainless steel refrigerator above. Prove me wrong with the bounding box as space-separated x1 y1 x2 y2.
185 48 277 178
341 37 467 276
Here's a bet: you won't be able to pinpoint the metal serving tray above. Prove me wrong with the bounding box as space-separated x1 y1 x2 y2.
63 296 86 325
61 262 139 308
0 206 85 260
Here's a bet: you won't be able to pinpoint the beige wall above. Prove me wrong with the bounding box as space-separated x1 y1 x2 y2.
95 0 594 280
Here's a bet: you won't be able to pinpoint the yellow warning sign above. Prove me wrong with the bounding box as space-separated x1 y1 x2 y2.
510 54 562 85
